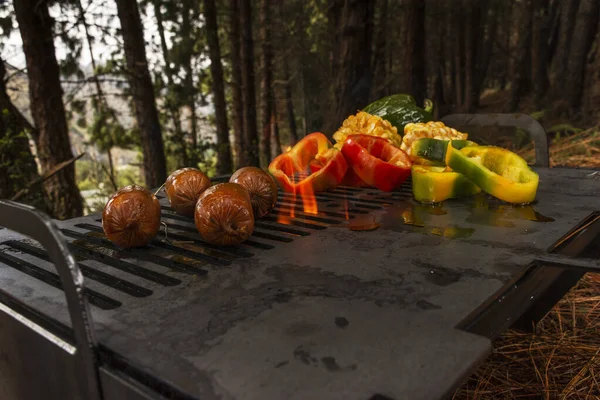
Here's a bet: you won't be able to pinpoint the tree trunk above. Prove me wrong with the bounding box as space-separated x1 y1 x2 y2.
154 0 187 168
204 0 233 174
371 0 388 101
116 0 167 188
14 0 83 219
0 58 46 209
453 9 464 109
532 0 551 109
239 0 259 166
228 0 245 168
405 0 426 107
506 0 534 112
551 0 580 92
269 111 281 161
282 58 298 145
565 0 600 115
181 0 197 167
258 0 273 168
475 0 498 99
325 0 375 135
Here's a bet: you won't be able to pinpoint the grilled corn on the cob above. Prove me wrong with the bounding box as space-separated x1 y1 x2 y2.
401 121 468 155
333 111 403 149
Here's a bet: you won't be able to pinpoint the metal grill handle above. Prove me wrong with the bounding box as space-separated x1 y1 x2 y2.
0 200 101 400
441 113 550 168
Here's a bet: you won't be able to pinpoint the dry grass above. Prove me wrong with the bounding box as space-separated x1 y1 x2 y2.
454 274 600 399
518 128 600 168
453 132 600 399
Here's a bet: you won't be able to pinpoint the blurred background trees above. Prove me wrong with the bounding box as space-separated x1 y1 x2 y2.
1 0 599 217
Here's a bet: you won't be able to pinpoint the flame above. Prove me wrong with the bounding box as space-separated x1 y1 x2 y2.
299 184 318 215
276 168 296 224
342 196 350 220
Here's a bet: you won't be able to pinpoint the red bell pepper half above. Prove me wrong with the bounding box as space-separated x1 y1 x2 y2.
268 132 347 193
310 158 369 188
341 134 412 192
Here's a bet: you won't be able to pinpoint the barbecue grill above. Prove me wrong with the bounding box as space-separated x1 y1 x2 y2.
0 114 599 400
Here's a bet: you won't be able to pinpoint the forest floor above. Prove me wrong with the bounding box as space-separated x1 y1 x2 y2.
453 91 600 399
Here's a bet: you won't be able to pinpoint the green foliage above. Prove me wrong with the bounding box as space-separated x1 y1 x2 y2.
547 124 583 139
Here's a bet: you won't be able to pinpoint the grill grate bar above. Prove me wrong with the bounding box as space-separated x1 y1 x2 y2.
273 203 357 219
271 207 342 224
62 228 208 276
260 215 327 230
0 250 120 310
250 229 293 242
277 192 334 204
3 240 152 298
80 224 234 265
254 221 310 236
62 229 184 284
315 192 393 205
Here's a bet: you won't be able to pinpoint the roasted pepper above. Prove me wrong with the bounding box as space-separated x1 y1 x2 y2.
310 159 369 187
411 138 479 165
445 143 539 204
362 94 433 132
411 165 481 203
268 132 347 193
341 134 412 192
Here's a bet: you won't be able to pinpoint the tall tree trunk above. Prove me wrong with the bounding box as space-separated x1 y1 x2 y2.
551 0 580 92
532 0 551 109
228 0 245 168
154 0 187 169
0 58 45 209
204 0 233 174
77 0 118 190
371 0 388 101
116 0 167 188
239 0 259 166
405 0 426 107
282 58 298 145
269 110 281 161
258 0 273 168
181 0 197 167
507 0 534 112
475 1 498 99
565 0 600 115
14 0 83 219
453 9 464 109
325 0 375 135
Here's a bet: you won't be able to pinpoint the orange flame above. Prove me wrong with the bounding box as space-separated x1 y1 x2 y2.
299 184 318 215
276 170 297 224
342 196 350 220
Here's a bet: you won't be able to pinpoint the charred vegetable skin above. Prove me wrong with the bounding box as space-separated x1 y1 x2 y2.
194 183 254 246
362 94 433 132
411 165 481 203
230 167 278 218
341 134 412 192
445 143 540 204
268 132 347 194
165 168 211 216
102 185 161 248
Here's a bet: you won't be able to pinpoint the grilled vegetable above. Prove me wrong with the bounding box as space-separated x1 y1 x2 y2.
333 111 403 149
410 138 478 165
341 134 412 192
411 165 481 203
194 183 254 246
310 158 369 187
445 143 539 204
165 168 211 217
269 132 347 194
362 94 433 132
230 166 278 218
401 121 468 156
102 185 161 248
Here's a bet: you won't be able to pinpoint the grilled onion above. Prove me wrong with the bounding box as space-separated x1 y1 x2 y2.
102 185 161 248
229 166 278 218
194 183 254 246
165 168 211 216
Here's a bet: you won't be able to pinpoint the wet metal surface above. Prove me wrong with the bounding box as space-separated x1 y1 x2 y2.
0 167 598 400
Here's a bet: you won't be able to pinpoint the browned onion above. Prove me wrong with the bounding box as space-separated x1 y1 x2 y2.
102 185 161 248
229 166 278 218
194 183 254 246
165 168 211 216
